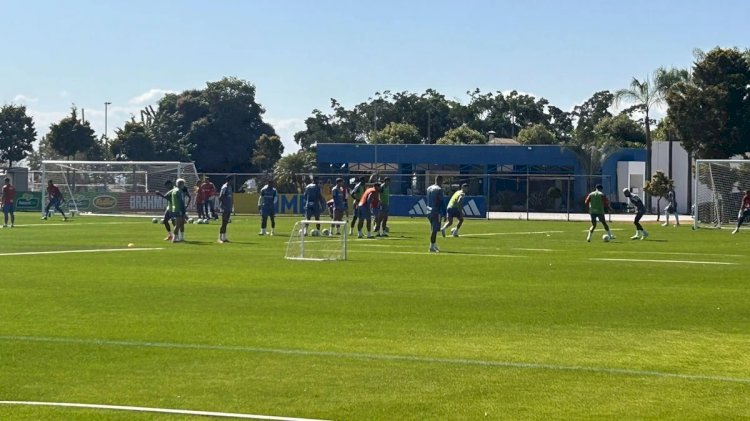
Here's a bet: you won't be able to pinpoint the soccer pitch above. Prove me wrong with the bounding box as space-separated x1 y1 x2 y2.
1 214 748 420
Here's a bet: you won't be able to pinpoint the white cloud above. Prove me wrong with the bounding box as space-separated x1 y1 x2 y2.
265 116 305 155
128 88 176 105
12 94 38 104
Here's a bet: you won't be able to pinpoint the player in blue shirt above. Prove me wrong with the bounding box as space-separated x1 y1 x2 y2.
303 176 327 235
258 179 278 236
426 175 445 253
331 178 346 235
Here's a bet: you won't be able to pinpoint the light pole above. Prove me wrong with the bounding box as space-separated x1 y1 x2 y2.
104 102 111 159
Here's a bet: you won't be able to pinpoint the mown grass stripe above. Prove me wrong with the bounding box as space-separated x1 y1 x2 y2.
2 335 748 385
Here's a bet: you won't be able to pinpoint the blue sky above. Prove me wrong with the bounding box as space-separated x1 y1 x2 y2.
2 0 749 155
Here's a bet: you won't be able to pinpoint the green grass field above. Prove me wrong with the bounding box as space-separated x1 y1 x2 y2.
1 213 749 420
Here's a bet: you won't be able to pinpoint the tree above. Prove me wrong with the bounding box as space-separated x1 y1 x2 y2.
436 124 486 145
572 91 614 147
47 107 97 158
667 47 750 158
594 113 646 148
273 149 317 193
148 78 276 172
110 120 155 161
644 170 673 220
370 122 421 144
517 123 556 145
0 104 36 167
251 134 284 171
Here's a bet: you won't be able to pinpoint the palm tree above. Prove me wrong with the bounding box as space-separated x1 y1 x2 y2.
273 150 317 193
615 68 689 208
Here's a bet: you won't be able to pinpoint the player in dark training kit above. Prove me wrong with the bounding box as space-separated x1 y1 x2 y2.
623 188 648 240
732 191 750 234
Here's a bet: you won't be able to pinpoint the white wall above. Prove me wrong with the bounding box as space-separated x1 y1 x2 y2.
651 141 689 214
617 161 645 202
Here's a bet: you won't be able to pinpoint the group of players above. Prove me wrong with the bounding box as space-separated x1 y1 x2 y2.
9 173 750 246
255 174 470 251
156 176 233 243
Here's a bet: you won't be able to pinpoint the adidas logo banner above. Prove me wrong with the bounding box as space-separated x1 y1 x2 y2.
390 195 486 218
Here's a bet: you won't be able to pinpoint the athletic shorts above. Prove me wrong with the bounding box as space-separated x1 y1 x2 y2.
447 207 461 218
739 209 750 219
590 213 606 224
356 206 371 220
665 205 676 213
163 210 173 220
2 203 13 214
428 212 441 232
380 203 389 213
260 207 275 217
305 205 321 220
333 209 344 220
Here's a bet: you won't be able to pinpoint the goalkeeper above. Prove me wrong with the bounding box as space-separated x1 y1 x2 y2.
732 191 750 234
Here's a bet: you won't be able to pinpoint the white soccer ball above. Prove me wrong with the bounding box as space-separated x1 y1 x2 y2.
311 229 320 237
322 228 330 236
151 217 159 224
602 234 611 242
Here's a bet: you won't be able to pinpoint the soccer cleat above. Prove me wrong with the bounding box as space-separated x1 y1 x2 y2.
381 231 388 237
429 246 438 253
451 228 459 237
661 222 668 227
357 232 363 239
164 234 173 241
367 233 373 239
630 234 640 240
641 231 649 240
41 216 47 220
732 228 738 234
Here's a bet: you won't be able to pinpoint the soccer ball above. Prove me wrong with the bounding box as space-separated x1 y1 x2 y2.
322 228 330 236
151 217 159 224
602 234 611 242
311 229 320 237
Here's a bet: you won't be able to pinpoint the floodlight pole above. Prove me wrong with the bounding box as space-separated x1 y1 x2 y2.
104 102 111 157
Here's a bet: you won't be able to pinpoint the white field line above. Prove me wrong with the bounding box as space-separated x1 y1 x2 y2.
591 258 737 266
13 221 141 228
511 248 555 252
461 230 564 237
0 248 163 257
0 401 329 421
603 250 744 258
1 335 749 385
351 250 527 258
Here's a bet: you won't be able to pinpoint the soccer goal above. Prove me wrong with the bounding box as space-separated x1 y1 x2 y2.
40 160 200 216
285 220 348 261
694 159 750 229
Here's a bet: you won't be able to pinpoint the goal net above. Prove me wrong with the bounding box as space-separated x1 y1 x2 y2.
694 159 750 229
285 220 348 261
40 160 200 216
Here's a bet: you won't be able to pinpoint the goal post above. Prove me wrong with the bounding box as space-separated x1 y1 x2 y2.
694 159 750 229
40 160 200 216
285 220 348 261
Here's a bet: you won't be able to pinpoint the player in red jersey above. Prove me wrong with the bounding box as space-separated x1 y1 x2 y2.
43 180 67 220
732 191 750 234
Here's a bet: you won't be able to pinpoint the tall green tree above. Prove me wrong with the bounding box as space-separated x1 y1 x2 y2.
251 134 284 171
594 113 646 148
667 47 750 158
149 78 276 172
0 104 36 167
436 124 486 145
110 120 155 161
47 107 97 158
517 123 556 145
370 122 421 144
572 91 614 147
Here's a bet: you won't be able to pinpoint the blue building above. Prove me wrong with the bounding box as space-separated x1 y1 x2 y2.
317 143 645 214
